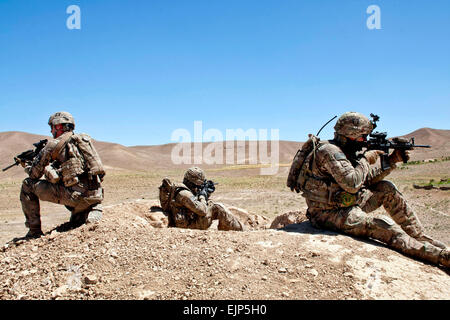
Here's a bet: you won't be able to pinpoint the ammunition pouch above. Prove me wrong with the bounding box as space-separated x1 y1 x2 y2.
61 157 84 187
44 165 60 184
301 173 371 208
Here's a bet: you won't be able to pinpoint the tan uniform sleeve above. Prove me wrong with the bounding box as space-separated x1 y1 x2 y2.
365 162 397 185
319 145 371 194
175 189 208 217
27 140 57 180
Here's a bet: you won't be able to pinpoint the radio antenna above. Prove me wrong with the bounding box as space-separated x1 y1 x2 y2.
316 115 337 136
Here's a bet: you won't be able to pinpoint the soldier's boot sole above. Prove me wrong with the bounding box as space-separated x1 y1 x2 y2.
86 209 102 224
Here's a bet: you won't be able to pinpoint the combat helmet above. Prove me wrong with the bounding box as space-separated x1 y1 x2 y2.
183 167 206 186
48 111 75 128
334 112 373 139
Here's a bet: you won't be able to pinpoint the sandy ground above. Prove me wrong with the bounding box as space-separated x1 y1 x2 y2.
0 157 449 300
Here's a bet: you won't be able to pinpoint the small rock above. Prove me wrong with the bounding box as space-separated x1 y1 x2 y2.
48 230 59 240
52 285 68 298
278 267 288 273
262 275 268 281
2 257 12 264
84 275 98 285
343 272 353 278
308 269 319 277
138 289 155 300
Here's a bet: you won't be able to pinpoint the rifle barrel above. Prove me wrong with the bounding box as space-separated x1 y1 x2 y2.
2 163 18 172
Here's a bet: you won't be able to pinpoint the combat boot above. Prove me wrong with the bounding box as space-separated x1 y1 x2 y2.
438 249 450 268
69 211 88 227
417 234 447 249
25 228 44 239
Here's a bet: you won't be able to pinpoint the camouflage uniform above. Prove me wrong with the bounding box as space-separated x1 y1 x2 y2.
168 167 243 231
298 112 449 267
21 112 104 237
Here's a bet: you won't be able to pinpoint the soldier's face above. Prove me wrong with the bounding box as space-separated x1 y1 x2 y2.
350 134 368 142
51 124 64 138
342 135 367 153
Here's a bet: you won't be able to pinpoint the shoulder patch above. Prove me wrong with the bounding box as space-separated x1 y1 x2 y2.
334 152 347 161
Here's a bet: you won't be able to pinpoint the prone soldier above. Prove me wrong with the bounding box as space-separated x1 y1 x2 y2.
159 167 244 231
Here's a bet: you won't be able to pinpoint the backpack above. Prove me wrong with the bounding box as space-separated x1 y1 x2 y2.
71 133 106 177
52 132 105 178
159 178 189 227
286 134 321 193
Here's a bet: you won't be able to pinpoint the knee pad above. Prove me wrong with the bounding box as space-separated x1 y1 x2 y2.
377 180 401 195
372 215 395 229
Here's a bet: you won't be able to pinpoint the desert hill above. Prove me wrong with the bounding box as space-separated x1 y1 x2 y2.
1 128 448 176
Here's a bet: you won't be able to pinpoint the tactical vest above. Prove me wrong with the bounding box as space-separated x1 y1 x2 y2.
292 140 367 209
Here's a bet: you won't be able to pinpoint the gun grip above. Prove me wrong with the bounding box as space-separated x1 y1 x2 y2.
380 154 391 171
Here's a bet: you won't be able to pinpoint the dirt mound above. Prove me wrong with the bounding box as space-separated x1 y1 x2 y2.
1 199 449 300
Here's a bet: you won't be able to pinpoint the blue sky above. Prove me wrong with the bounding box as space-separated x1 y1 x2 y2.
0 0 449 146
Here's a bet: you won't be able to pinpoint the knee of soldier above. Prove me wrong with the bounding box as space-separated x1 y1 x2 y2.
343 208 368 230
374 180 400 195
21 178 34 193
371 214 398 230
210 202 226 212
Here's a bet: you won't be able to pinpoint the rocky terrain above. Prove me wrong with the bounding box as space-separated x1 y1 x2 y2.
0 200 449 300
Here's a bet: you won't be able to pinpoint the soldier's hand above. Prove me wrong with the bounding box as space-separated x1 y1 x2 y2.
198 189 208 200
17 158 28 168
363 150 384 165
389 149 410 164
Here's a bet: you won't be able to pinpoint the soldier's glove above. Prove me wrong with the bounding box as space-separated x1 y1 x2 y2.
198 189 209 201
363 150 384 165
389 149 410 164
16 157 28 168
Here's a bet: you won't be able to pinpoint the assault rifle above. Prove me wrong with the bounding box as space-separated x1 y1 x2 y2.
198 180 218 201
2 139 48 172
365 114 431 170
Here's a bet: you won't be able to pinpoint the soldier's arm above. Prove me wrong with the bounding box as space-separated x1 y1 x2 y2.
26 141 55 179
320 147 371 194
365 162 397 185
175 190 208 217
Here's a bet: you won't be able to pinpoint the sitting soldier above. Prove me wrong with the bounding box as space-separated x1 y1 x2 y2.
287 111 448 268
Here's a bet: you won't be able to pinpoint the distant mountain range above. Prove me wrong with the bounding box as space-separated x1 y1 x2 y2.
1 128 449 176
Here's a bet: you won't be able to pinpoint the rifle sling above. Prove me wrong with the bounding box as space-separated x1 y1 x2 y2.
51 132 74 161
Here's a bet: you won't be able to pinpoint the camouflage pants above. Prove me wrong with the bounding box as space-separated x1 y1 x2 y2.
174 202 243 231
20 178 103 231
308 180 445 265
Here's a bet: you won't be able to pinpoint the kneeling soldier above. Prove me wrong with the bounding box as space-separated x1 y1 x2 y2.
20 111 105 238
